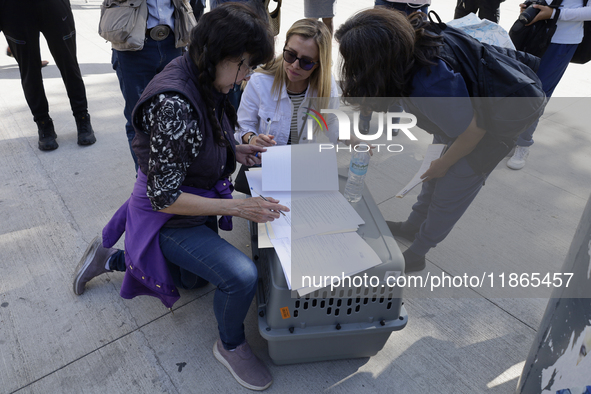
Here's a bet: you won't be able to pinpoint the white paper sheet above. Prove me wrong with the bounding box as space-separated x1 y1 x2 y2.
289 191 364 239
245 168 291 202
396 144 447 198
247 171 364 241
291 232 383 295
261 144 339 192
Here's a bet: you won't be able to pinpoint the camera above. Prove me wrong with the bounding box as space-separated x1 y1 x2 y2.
509 0 556 57
518 0 543 24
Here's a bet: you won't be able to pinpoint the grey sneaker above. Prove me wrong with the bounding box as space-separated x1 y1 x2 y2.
507 146 530 170
72 236 117 295
213 339 273 391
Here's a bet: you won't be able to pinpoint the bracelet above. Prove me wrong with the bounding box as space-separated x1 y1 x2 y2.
247 133 257 145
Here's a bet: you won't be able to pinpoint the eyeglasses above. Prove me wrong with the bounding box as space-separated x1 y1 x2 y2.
283 48 318 71
234 58 258 85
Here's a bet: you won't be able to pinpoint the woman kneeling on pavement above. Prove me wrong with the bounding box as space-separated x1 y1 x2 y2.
72 4 288 391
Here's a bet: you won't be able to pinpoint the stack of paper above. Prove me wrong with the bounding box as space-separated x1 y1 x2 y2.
247 144 384 296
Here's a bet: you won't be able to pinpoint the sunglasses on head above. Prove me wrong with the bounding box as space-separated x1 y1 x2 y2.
283 48 318 71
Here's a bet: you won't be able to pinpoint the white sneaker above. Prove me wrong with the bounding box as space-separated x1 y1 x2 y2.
507 146 530 170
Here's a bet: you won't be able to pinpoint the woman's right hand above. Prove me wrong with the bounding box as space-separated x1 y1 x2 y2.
233 197 289 223
251 134 277 147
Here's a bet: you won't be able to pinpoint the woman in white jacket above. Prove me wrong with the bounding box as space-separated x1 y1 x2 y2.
235 18 339 148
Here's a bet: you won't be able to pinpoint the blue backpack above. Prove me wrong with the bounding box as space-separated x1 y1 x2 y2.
410 13 548 174
427 13 547 142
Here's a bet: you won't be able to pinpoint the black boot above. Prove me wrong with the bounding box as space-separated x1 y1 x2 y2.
36 118 58 151
386 221 420 242
402 249 426 273
75 112 96 146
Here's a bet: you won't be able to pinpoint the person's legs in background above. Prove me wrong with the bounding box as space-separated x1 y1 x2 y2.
389 153 486 273
507 43 577 170
6 46 49 67
321 17 334 35
227 83 243 111
0 1 58 150
39 0 96 146
454 0 479 20
113 34 181 169
190 0 205 21
454 0 500 23
304 0 337 35
477 0 501 23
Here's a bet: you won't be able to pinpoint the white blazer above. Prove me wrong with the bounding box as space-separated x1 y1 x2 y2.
235 72 340 145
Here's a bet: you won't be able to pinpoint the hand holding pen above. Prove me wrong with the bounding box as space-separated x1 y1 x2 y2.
253 118 277 147
251 187 286 217
253 118 276 158
234 195 289 223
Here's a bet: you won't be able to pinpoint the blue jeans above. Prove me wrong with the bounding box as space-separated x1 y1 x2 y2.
112 34 182 168
516 43 578 147
158 217 258 350
406 137 487 255
375 0 429 14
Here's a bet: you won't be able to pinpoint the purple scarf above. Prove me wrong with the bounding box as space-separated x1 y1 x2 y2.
102 170 233 308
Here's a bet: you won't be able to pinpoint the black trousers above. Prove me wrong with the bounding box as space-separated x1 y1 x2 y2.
0 0 88 122
454 0 501 23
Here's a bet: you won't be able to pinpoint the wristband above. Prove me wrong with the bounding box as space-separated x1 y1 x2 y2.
247 133 257 144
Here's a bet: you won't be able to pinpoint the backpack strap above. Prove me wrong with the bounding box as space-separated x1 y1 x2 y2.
427 10 446 30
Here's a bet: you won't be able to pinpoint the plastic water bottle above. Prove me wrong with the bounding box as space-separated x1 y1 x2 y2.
344 146 370 203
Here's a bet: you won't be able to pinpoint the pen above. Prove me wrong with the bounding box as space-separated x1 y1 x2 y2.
251 187 286 217
264 117 272 136
255 119 272 159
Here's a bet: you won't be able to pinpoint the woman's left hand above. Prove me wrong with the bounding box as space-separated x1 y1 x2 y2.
236 144 266 166
420 158 451 182
526 4 554 25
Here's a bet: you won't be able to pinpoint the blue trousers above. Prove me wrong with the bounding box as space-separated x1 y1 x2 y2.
516 43 578 147
406 137 487 256
158 219 258 350
108 217 257 350
112 35 182 167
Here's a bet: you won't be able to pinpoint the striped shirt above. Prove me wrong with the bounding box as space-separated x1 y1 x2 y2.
287 89 307 145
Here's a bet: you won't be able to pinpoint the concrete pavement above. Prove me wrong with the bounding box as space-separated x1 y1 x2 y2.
1 0 590 393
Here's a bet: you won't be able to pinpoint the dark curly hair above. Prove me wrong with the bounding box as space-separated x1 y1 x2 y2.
188 3 274 145
335 9 443 112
